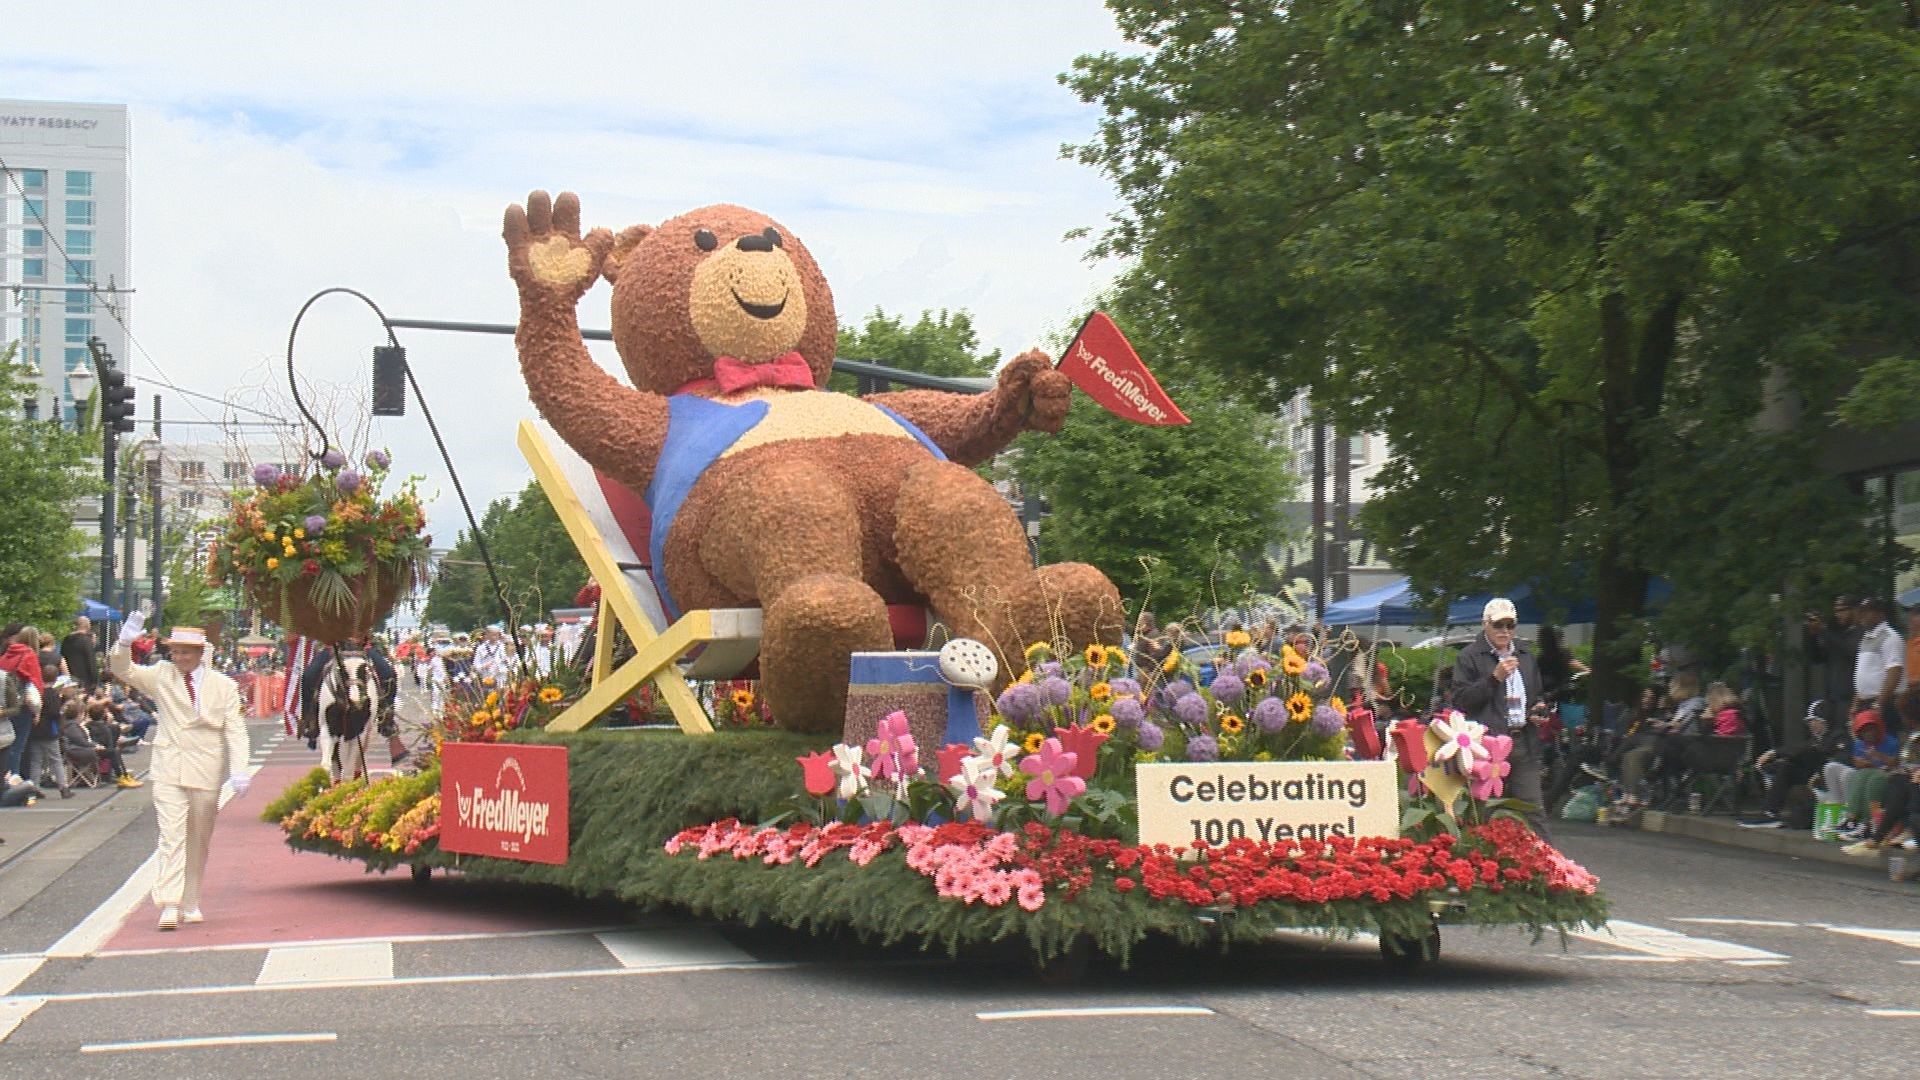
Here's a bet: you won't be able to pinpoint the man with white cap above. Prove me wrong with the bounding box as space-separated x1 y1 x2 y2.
1450 597 1552 840
108 612 252 930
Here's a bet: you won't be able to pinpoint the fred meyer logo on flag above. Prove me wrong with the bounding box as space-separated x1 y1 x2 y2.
1056 311 1189 426
439 742 569 864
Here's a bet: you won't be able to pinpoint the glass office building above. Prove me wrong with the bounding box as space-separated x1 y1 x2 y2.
0 100 131 425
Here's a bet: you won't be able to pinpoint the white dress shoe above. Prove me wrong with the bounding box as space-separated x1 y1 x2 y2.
181 909 205 925
157 905 179 931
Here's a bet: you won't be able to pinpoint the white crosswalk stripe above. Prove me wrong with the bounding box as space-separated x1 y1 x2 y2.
256 942 394 985
1571 920 1789 962
595 928 756 970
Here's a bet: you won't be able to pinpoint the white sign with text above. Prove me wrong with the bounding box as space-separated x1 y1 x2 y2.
1134 760 1400 849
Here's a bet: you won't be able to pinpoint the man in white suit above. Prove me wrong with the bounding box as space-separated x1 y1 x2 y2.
109 613 252 930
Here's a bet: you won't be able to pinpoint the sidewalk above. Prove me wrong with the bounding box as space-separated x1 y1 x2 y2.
0 740 154 871
1626 810 1909 873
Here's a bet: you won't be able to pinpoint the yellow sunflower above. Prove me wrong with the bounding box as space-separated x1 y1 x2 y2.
1281 646 1308 676
1084 643 1110 668
731 688 756 710
1090 681 1113 702
469 709 490 724
484 691 499 707
1285 692 1313 723
1162 652 1181 673
1024 641 1052 663
538 687 563 703
1224 630 1252 649
1022 731 1046 754
1246 668 1268 689
1219 713 1245 735
1331 696 1346 715
1091 713 1116 735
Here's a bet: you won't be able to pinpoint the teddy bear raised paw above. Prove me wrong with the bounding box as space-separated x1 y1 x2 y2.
504 190 1124 732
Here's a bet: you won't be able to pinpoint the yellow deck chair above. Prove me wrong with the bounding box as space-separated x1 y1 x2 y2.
517 420 762 734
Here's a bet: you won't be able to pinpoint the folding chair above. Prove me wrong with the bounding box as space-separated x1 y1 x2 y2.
519 420 931 735
1662 735 1752 815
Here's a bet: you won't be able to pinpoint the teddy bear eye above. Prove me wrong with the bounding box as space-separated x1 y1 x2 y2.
693 228 718 252
763 227 782 249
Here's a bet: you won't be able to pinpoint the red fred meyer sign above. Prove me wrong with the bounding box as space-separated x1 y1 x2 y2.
439 742 569 865
1056 311 1189 426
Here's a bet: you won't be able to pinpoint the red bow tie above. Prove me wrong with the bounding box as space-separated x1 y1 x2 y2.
710 352 817 395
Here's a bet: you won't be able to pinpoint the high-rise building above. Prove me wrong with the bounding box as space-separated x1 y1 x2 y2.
1274 388 1397 600
0 100 131 423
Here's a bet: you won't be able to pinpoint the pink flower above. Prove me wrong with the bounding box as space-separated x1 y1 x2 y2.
1469 734 1513 800
1053 724 1110 780
796 751 837 797
1019 737 1087 817
866 710 920 781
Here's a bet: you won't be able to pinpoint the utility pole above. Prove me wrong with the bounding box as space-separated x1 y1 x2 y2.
1332 428 1351 603
120 470 137 617
1312 408 1327 625
150 394 163 618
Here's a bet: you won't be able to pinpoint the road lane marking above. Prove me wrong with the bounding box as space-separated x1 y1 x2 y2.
257 942 393 985
1725 959 1789 967
1824 927 1920 950
0 998 44 1043
596 928 754 969
98 923 634 958
1570 920 1787 962
46 852 157 958
1866 1009 1920 1018
1672 918 1799 928
8 958 797 1007
0 955 46 996
978 1006 1215 1022
1567 955 1682 963
82 1032 337 1053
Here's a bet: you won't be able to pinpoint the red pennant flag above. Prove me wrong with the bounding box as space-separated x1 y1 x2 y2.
1056 311 1189 426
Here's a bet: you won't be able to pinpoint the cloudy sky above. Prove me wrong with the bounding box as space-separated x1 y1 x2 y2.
7 2 1133 545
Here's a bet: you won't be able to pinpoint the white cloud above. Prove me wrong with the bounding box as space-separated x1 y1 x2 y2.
6 1 1138 555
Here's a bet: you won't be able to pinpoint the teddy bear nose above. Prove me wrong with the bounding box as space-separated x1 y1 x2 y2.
735 231 776 253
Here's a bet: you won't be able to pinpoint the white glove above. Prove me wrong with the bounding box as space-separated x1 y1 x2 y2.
226 773 251 797
117 610 147 647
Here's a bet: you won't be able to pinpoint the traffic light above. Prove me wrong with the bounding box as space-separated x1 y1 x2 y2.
371 344 407 416
100 360 137 434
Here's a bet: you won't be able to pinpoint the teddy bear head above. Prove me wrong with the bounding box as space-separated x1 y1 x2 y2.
600 204 837 395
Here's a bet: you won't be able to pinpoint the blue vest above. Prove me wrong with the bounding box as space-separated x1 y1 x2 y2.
642 394 945 619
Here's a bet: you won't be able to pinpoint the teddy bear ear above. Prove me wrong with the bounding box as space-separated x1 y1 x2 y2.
600 224 653 285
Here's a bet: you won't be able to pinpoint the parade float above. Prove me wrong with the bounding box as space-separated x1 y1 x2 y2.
264 192 1606 969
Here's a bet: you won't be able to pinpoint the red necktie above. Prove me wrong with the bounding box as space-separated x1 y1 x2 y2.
185 676 197 708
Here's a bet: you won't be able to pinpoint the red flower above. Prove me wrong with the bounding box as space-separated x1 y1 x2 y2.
1114 877 1135 893
1052 724 1110 780
796 751 836 797
301 558 321 576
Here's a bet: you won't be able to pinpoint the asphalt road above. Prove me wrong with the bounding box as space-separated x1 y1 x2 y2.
2 721 1916 1079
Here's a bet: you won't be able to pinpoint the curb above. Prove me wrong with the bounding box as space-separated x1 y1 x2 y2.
1633 810 1897 872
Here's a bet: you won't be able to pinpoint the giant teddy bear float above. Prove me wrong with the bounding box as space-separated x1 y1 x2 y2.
503 191 1123 731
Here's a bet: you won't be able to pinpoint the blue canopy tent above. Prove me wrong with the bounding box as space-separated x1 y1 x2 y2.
1900 586 1920 610
77 598 121 622
1322 578 1434 626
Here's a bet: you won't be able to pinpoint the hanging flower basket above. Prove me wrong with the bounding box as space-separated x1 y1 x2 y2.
210 449 432 642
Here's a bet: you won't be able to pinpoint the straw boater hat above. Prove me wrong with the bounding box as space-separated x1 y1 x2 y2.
162 626 209 649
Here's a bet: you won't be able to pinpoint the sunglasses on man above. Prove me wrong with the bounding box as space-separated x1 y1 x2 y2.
1489 619 1517 630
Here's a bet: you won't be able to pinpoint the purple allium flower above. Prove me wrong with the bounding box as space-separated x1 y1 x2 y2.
366 449 391 470
320 449 346 470
1304 660 1328 685
251 462 280 487
1109 696 1144 729
1136 721 1165 751
1209 674 1245 703
1038 661 1064 679
1312 704 1345 737
336 470 364 494
1174 693 1208 727
303 514 328 534
1186 734 1220 763
1040 676 1072 706
1253 696 1288 733
1235 654 1271 679
996 682 1042 723
1108 677 1141 699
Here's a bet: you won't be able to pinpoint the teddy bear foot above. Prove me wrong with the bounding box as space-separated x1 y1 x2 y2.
759 573 893 733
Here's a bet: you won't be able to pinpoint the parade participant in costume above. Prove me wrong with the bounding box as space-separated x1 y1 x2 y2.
108 613 251 930
472 626 511 685
1451 598 1552 840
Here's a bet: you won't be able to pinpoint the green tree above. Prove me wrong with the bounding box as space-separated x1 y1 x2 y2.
1015 271 1299 616
0 343 97 630
1068 2 1920 697
423 481 588 632
829 308 999 393
159 525 220 629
